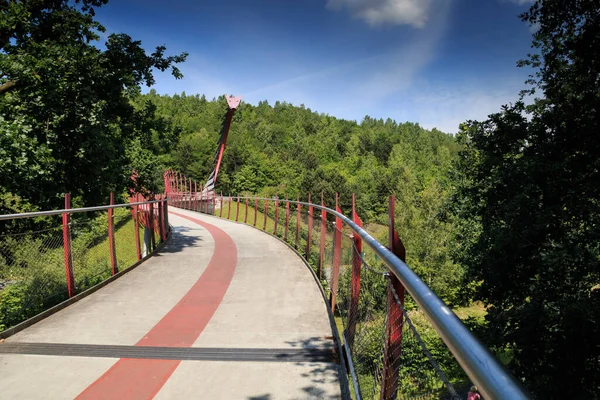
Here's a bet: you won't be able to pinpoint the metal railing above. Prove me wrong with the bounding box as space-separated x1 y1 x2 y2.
168 189 530 400
0 194 169 335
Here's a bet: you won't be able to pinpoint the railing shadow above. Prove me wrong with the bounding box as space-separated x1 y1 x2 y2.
153 225 206 256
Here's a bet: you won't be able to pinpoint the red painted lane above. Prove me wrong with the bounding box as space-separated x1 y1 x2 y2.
77 212 237 400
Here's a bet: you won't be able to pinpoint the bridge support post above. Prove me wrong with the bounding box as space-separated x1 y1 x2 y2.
330 193 342 313
62 193 76 298
319 194 326 279
381 195 406 400
273 197 279 235
108 192 117 275
346 194 363 349
306 193 313 259
263 200 269 230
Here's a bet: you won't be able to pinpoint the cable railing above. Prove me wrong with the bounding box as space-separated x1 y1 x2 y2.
0 194 169 336
169 190 530 400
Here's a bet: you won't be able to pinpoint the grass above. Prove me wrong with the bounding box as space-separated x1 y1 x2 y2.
453 300 487 320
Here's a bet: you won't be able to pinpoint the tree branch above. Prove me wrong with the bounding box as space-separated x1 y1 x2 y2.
0 80 17 94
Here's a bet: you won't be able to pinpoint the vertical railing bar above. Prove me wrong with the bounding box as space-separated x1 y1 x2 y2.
254 199 258 227
62 193 75 298
295 195 301 250
306 193 313 259
381 194 406 400
274 197 279 235
330 192 342 313
108 192 117 276
263 199 269 231
346 193 362 349
284 197 290 241
319 193 326 280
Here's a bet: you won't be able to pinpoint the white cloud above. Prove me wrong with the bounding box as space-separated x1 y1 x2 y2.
326 0 433 28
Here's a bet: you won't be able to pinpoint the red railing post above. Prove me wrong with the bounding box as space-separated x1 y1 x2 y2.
189 180 192 210
273 197 279 235
319 193 327 279
254 199 258 226
62 193 76 298
306 193 313 258
149 198 156 251
295 196 301 249
158 195 165 243
236 196 240 221
284 198 290 241
244 197 249 223
381 195 406 400
330 193 342 313
194 181 198 211
133 199 142 261
163 196 170 239
347 193 363 349
108 192 117 276
220 193 224 217
227 196 232 219
263 199 269 230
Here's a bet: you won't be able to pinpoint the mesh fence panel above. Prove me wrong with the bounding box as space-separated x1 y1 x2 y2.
0 223 68 331
113 209 140 272
0 200 166 333
71 213 112 292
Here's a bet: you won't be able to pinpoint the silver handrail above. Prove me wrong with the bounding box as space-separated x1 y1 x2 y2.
211 195 530 400
0 199 166 221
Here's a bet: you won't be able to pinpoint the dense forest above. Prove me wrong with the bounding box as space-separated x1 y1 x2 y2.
1 0 598 398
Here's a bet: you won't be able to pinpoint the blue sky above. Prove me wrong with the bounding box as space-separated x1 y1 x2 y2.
95 0 537 133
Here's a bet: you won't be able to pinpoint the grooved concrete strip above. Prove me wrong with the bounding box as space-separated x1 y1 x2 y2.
0 342 336 362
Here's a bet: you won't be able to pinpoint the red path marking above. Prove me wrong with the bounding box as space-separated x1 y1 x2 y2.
76 212 237 400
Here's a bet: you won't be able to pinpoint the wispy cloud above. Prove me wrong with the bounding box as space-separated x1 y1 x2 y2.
326 0 433 28
507 0 535 5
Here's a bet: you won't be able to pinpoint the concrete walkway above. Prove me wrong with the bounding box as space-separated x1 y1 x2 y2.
0 208 342 399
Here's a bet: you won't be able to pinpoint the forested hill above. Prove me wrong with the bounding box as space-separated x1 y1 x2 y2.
139 90 460 222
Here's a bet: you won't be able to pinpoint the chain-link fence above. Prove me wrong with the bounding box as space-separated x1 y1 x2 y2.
0 196 168 333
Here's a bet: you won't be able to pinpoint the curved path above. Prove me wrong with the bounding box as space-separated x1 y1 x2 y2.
0 208 342 399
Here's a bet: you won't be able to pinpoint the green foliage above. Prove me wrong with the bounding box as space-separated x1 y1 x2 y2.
451 0 600 397
0 0 187 214
143 93 463 302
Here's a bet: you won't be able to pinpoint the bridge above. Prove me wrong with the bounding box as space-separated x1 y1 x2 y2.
0 184 530 399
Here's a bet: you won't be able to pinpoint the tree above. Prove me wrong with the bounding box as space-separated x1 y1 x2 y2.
0 0 187 213
452 1 600 397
